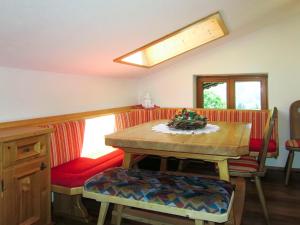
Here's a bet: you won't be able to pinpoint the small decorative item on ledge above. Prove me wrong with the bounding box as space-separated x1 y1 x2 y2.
167 108 207 130
142 92 154 108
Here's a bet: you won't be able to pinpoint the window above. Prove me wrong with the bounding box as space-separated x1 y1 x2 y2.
81 114 117 159
196 75 268 110
114 12 228 68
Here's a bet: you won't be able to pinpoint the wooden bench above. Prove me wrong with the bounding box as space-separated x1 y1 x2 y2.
83 167 235 225
44 120 125 222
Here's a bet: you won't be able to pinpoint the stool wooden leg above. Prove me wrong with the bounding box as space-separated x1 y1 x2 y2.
285 150 294 185
115 205 124 225
255 176 270 225
195 219 204 225
97 202 109 225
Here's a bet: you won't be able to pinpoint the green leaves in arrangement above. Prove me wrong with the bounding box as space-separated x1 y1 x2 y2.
167 108 208 130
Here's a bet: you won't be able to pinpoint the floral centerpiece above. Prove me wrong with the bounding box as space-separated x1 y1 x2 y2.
167 108 208 130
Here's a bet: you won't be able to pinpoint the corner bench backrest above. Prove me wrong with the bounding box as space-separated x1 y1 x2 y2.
44 120 85 168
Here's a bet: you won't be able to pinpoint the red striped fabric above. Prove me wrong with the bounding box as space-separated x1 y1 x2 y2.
228 156 258 173
45 120 85 168
285 139 300 148
115 109 157 130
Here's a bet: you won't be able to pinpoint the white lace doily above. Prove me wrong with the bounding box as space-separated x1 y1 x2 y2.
152 123 220 135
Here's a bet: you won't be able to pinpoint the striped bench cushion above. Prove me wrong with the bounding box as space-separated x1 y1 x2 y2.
84 168 234 214
44 120 85 168
228 156 258 173
285 139 300 149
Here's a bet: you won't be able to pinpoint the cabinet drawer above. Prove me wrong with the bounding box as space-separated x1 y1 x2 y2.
3 135 48 168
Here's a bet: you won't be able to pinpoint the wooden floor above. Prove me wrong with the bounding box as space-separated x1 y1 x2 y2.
54 160 300 225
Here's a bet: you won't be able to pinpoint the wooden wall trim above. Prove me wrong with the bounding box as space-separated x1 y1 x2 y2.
0 106 272 129
0 106 133 129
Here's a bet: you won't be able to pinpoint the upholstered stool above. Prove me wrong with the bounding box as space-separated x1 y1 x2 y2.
83 167 234 225
284 100 300 185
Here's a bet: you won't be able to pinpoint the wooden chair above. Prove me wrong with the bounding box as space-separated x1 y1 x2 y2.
285 100 300 185
228 107 278 225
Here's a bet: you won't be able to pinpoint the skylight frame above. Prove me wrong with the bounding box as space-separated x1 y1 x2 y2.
113 12 228 68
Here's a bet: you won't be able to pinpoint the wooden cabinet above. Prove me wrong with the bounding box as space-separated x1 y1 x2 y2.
0 127 52 225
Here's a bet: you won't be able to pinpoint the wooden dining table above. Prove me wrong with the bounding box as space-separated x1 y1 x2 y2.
105 119 251 181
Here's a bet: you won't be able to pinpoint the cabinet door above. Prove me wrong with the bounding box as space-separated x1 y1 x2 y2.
2 157 50 225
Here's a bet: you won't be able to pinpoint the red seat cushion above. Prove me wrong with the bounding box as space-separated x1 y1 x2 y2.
249 138 277 153
285 139 300 149
228 156 258 174
51 149 124 188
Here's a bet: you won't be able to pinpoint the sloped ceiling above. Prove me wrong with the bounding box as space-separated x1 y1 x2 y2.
0 0 298 77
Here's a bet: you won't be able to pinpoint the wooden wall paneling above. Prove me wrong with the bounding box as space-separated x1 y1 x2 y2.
0 106 133 129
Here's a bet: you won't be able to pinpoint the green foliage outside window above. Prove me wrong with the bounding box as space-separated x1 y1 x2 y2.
203 90 226 109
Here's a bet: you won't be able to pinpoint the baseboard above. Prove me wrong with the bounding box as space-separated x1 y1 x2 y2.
267 166 300 172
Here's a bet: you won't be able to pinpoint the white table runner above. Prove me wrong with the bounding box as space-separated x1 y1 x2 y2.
152 123 220 135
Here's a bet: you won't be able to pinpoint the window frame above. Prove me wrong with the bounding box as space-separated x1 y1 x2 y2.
196 74 268 110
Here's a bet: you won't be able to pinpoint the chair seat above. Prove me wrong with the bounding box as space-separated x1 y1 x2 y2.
285 139 300 150
249 138 277 153
51 149 124 188
228 156 258 174
84 168 234 214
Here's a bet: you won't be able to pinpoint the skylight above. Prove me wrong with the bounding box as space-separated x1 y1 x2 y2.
114 12 228 68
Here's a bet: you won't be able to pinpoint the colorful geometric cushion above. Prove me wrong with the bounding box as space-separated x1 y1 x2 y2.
84 168 234 214
228 156 258 174
249 138 277 153
285 139 300 149
51 149 124 188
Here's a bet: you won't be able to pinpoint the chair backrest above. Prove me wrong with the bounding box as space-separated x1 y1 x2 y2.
290 100 300 139
257 107 278 172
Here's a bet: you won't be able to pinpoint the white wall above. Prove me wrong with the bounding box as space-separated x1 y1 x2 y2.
0 67 138 122
138 10 300 168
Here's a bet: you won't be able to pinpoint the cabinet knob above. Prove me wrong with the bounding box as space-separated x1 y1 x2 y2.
40 162 47 170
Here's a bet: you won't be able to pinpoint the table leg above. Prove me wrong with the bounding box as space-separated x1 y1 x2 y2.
122 152 133 169
160 158 167 171
217 160 230 181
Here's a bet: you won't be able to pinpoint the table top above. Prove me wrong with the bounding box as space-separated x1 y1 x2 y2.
105 120 251 157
